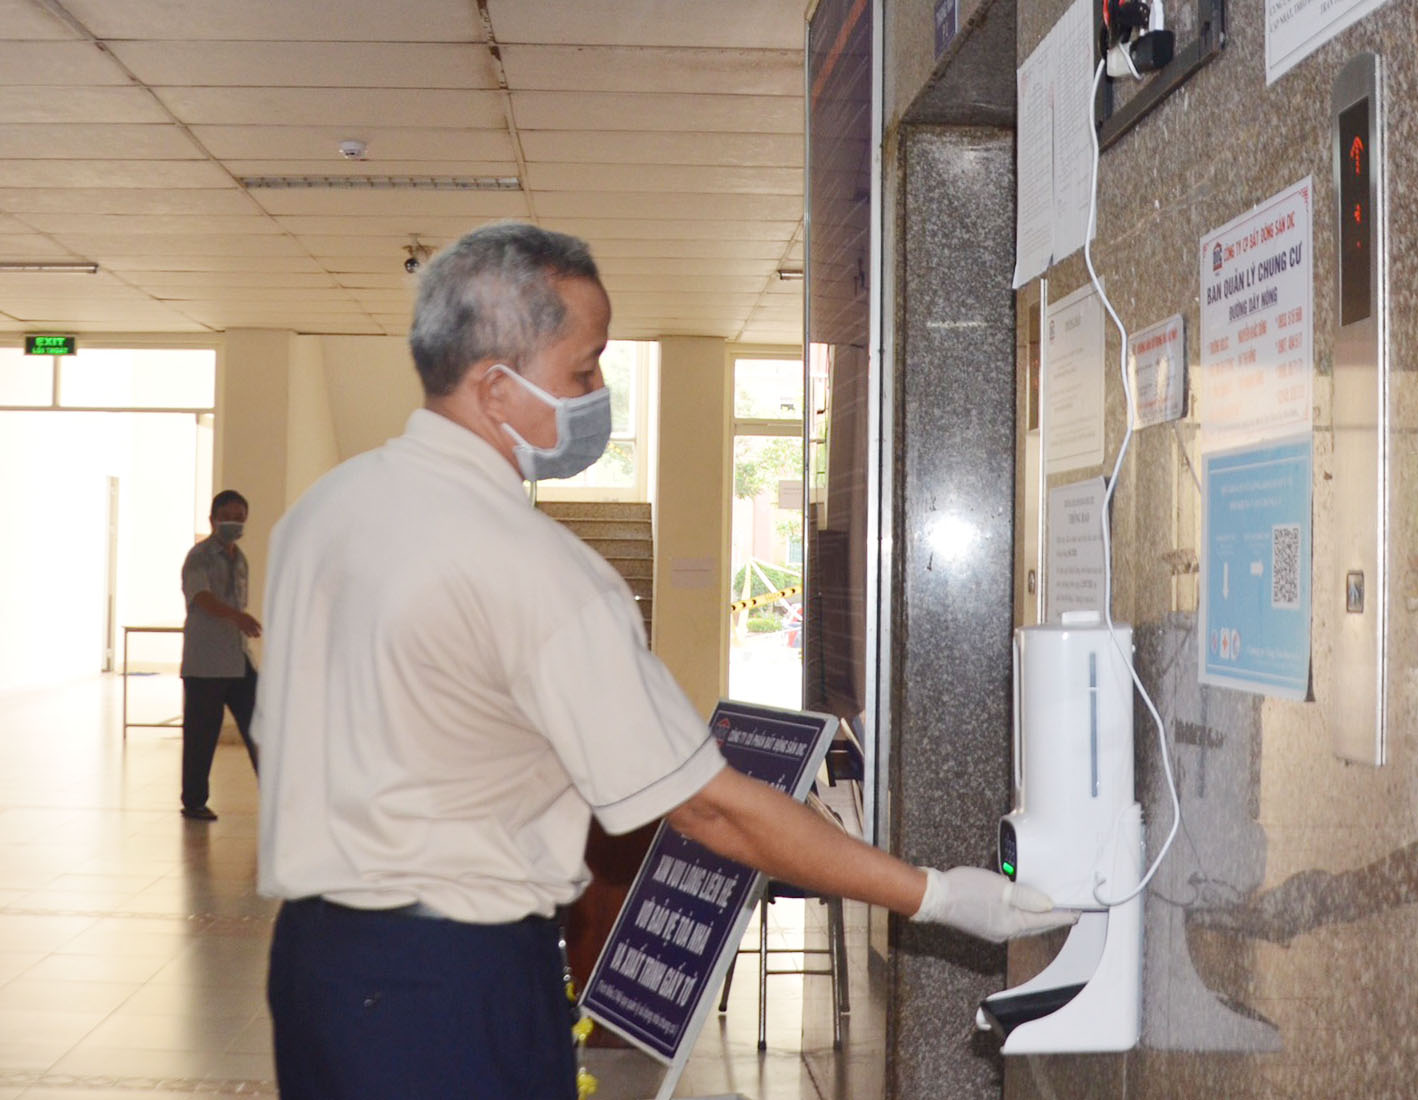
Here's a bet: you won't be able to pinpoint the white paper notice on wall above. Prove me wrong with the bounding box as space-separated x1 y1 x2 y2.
1013 48 1054 288
1045 282 1106 475
1267 0 1390 85
1011 0 1095 287
1128 314 1187 428
1198 178 1314 451
1049 0 1096 263
1045 476 1108 622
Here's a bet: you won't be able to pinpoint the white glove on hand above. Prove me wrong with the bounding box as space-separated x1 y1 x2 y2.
910 866 1079 943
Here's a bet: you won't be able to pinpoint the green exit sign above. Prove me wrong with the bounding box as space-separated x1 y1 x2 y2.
24 335 76 356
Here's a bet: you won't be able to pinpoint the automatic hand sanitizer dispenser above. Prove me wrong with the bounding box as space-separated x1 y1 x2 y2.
976 610 1143 1053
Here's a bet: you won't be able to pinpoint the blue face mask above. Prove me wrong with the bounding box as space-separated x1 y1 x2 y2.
491 365 613 482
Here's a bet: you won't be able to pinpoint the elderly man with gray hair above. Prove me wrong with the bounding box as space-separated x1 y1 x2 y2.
254 222 1074 1099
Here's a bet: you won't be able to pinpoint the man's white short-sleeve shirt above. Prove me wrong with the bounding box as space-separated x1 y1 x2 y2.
255 409 724 922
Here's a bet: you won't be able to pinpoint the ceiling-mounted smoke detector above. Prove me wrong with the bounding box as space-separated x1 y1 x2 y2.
338 139 369 161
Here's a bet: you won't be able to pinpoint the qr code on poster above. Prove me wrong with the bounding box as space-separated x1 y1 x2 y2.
1271 524 1301 608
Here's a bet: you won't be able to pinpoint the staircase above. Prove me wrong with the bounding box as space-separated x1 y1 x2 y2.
536 500 654 641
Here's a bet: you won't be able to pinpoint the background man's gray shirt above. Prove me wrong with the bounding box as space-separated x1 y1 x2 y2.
181 536 250 678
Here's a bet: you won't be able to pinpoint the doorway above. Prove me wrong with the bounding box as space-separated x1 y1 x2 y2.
727 353 806 709
0 346 216 695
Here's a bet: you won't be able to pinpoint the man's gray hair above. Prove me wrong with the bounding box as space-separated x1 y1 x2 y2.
408 222 600 397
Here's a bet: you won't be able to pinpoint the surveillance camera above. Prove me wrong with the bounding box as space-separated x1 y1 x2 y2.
403 237 433 275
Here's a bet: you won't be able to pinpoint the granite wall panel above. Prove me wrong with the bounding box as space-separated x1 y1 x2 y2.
888 124 1019 1099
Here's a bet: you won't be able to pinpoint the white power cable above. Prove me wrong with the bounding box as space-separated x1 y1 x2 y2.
1081 57 1181 908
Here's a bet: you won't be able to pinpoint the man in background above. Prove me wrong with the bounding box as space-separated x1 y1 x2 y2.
179 489 260 821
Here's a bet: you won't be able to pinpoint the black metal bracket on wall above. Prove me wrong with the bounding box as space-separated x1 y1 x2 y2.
1094 0 1227 151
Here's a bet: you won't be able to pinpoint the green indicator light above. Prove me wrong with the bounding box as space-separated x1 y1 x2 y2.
1001 861 1015 876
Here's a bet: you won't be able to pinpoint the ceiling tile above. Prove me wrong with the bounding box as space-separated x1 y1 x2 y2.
59 0 482 43
193 125 516 162
225 160 518 178
96 254 327 272
270 215 489 237
128 272 341 290
155 87 506 129
549 217 801 242
1 0 82 39
21 214 283 236
500 45 801 96
0 124 207 159
0 0 808 339
0 188 258 215
485 0 803 49
246 189 529 219
527 163 800 195
0 41 132 84
518 130 801 168
0 161 232 189
51 233 310 257
336 274 416 290
0 235 77 257
296 235 435 257
108 41 496 89
589 238 791 260
0 86 170 124
513 91 800 134
593 257 778 278
608 291 763 309
0 316 210 333
604 274 768 294
151 287 360 303
0 271 144 297
535 191 802 221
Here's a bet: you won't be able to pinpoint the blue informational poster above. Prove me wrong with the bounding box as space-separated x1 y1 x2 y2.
1200 436 1313 698
580 701 837 1064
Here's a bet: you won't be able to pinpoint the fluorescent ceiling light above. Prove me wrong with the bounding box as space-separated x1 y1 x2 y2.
776 268 805 281
0 261 99 274
239 175 521 191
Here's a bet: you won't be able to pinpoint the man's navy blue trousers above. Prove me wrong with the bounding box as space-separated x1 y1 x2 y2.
268 897 578 1099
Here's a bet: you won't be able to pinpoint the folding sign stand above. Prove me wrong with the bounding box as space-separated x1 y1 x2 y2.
578 700 839 1100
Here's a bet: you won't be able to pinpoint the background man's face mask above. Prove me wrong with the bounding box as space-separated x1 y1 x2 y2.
215 521 244 542
490 364 612 482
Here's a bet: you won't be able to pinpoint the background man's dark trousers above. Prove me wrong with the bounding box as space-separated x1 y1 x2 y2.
181 657 258 810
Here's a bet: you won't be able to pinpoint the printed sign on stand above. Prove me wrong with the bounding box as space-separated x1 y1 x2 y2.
580 701 838 1100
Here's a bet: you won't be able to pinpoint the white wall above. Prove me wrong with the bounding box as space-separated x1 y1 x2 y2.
287 336 340 505
654 337 732 717
318 335 422 460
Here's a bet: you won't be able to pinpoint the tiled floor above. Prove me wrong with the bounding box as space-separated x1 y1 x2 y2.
0 675 883 1099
